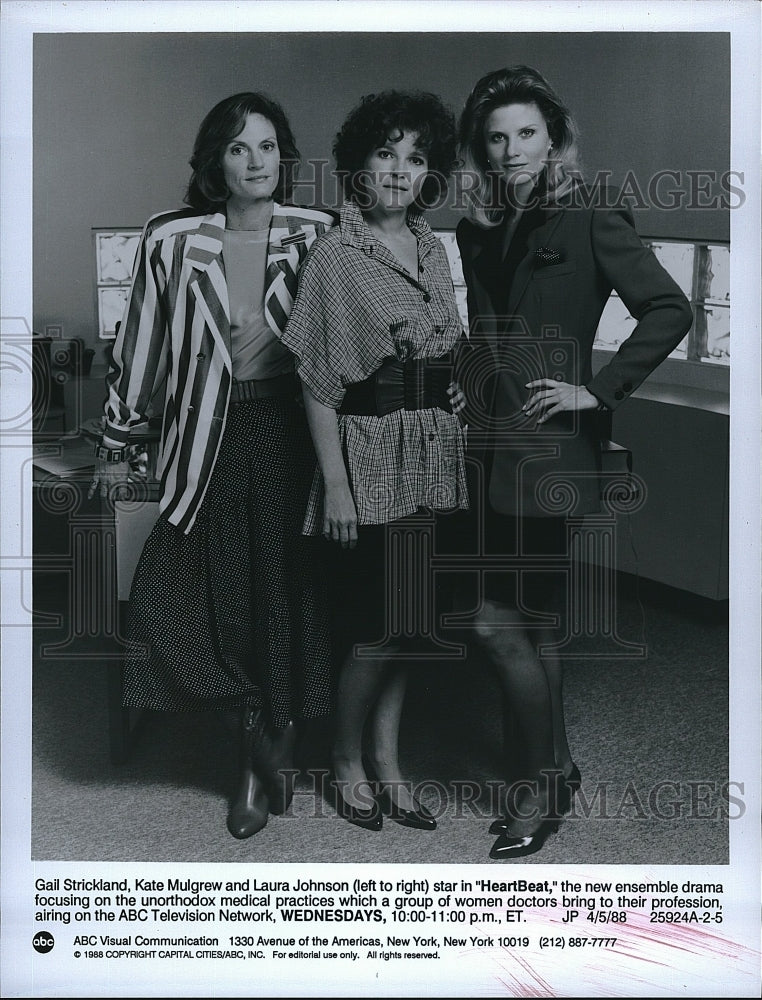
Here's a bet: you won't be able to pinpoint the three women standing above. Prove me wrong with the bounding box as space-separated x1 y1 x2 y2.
91 71 692 859
90 93 335 840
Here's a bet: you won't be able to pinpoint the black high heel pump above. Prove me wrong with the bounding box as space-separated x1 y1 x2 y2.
488 765 582 835
376 786 437 831
361 756 437 831
329 777 383 831
489 817 559 860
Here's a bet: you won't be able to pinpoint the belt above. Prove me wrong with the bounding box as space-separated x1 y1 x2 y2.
229 372 297 403
339 354 453 417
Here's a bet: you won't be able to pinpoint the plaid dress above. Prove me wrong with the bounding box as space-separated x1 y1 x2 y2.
281 200 469 534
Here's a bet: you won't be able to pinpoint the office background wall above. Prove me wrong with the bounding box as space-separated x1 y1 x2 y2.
33 31 729 350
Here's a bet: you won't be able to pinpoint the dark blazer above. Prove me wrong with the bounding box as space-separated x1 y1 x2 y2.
456 185 693 517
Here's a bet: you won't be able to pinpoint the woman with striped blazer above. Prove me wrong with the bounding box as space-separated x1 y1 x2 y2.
89 92 335 839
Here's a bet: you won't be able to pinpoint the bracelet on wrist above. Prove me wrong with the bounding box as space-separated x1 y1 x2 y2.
94 442 129 463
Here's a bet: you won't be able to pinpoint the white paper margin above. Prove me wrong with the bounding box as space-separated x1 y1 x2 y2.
1 2 759 997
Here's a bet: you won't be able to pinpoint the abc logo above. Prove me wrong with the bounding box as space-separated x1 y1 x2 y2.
33 932 55 954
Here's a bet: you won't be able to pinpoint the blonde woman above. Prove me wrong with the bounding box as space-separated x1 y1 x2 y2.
456 65 692 858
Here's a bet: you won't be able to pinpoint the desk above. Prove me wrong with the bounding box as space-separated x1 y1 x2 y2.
33 432 160 763
611 392 729 600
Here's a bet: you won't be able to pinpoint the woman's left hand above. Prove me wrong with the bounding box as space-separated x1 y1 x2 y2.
448 381 466 416
523 379 599 424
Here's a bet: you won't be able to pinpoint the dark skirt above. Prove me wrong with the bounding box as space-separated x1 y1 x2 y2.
441 500 568 628
123 397 333 727
482 508 568 619
327 523 388 664
327 509 453 664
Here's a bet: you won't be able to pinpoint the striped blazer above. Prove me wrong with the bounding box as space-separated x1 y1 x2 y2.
102 204 335 533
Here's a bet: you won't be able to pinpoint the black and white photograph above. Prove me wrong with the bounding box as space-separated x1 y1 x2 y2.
1 1 760 996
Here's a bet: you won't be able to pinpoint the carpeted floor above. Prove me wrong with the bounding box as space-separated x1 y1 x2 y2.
31 573 729 865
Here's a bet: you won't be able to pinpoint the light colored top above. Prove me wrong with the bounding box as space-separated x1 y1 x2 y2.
223 228 294 381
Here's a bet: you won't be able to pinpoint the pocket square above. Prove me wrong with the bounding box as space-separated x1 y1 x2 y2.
533 246 563 267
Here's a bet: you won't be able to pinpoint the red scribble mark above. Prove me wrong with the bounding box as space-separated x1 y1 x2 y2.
565 908 758 965
493 951 557 997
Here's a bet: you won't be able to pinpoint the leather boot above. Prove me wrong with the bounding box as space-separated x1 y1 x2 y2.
250 714 298 815
227 708 270 839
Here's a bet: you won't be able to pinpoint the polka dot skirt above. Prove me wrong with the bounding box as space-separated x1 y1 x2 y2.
122 397 334 727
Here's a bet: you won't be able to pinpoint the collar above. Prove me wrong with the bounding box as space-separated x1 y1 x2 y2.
493 172 573 227
183 211 226 270
338 198 437 260
187 203 303 269
205 201 292 238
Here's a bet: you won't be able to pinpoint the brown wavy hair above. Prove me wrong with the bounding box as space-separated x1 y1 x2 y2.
185 92 300 212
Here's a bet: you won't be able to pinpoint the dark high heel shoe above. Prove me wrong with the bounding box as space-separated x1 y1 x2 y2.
250 715 298 815
489 766 581 835
565 763 582 792
489 818 558 860
376 786 437 831
329 778 383 831
554 763 582 819
361 757 436 831
227 709 269 839
488 816 509 835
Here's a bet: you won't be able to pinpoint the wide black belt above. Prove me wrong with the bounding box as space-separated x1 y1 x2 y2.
339 354 453 417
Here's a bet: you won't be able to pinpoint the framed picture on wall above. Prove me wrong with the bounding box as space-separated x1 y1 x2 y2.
92 227 140 338
96 285 131 339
